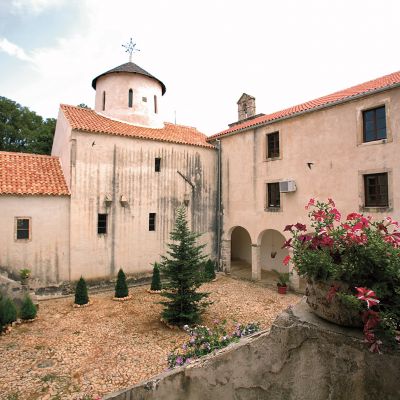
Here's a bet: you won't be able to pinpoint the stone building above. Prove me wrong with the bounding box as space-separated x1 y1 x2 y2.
1 64 399 288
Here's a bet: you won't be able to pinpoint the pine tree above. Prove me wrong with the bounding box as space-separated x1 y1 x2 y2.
2 297 17 324
150 262 162 291
20 295 37 320
160 206 209 326
115 269 129 298
74 277 89 305
204 259 216 281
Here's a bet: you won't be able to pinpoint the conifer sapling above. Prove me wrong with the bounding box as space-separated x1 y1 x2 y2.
115 268 129 298
20 295 37 320
150 262 162 291
75 277 89 305
2 297 17 324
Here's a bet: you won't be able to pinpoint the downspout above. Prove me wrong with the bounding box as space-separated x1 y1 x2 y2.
216 139 222 271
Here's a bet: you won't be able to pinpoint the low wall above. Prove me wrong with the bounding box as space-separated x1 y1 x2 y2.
104 300 400 400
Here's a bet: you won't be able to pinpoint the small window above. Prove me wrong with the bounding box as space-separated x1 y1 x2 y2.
154 95 158 114
16 218 30 240
142 96 147 102
267 183 280 208
267 132 280 158
102 91 106 111
364 173 388 207
363 106 386 142
149 213 156 231
98 213 108 234
155 157 161 172
128 89 133 108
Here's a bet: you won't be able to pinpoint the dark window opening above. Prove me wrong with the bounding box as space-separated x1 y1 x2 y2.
267 132 280 158
128 89 133 108
102 91 106 111
154 95 158 114
98 213 108 234
155 157 161 172
364 173 388 207
363 106 386 142
267 183 280 208
142 96 147 102
16 218 30 240
149 213 156 231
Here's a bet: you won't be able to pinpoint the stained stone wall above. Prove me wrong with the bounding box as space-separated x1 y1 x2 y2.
104 300 400 400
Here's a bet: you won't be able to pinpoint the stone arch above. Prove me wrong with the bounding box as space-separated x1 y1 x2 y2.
257 229 289 273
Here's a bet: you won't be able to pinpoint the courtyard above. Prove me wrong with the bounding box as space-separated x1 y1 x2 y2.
0 276 300 400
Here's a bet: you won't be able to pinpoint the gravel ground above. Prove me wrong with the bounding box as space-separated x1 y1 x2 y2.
0 276 301 400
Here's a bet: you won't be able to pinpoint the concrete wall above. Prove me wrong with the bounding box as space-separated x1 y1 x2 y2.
218 87 400 276
94 73 164 128
0 195 70 283
68 131 217 280
104 301 400 400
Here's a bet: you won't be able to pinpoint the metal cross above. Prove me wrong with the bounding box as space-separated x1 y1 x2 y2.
122 38 140 62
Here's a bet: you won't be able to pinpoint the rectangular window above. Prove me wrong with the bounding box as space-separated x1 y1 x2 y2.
154 95 158 114
155 157 161 172
98 213 108 234
363 106 386 142
16 218 30 240
149 213 156 231
364 173 388 207
267 183 280 208
267 132 280 158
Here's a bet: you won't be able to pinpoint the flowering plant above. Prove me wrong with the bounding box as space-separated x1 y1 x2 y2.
283 198 400 352
167 320 260 368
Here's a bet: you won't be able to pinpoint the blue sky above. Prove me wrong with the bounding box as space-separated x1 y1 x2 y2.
1 0 400 134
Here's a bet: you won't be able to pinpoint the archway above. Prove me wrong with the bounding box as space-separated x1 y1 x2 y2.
259 229 289 272
230 226 252 280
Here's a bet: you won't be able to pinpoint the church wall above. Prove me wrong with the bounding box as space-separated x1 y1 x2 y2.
0 195 70 283
68 131 217 281
219 87 400 247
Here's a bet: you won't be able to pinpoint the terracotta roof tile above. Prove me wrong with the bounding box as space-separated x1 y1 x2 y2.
208 70 400 140
0 152 69 196
61 105 214 149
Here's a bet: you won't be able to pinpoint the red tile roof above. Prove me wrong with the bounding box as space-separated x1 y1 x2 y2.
61 105 214 149
208 70 400 140
0 152 69 196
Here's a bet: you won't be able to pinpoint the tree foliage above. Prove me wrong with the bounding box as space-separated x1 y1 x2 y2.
150 262 162 291
0 96 56 155
74 277 89 305
20 295 37 320
160 206 209 326
115 269 129 298
2 297 17 325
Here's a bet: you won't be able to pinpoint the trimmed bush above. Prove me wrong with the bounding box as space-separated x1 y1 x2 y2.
20 295 37 320
115 269 129 298
204 259 216 282
74 277 89 305
2 297 17 325
150 262 162 291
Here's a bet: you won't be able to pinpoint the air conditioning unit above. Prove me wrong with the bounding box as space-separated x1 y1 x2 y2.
279 180 297 193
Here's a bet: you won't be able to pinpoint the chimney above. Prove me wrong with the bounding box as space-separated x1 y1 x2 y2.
237 93 256 121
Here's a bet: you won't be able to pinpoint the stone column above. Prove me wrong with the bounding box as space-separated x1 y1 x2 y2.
221 239 231 274
251 244 261 281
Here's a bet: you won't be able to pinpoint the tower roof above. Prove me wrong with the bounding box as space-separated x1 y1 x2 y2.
91 62 166 95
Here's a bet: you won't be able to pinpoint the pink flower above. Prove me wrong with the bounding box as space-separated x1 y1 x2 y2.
328 198 336 207
281 238 292 249
294 222 307 231
326 285 339 302
330 208 341 222
355 287 380 308
305 198 315 210
283 255 291 266
284 224 294 232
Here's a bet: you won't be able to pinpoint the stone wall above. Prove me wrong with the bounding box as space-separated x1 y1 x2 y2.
104 301 400 400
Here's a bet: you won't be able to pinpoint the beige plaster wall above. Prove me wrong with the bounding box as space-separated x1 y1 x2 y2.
94 73 164 128
259 230 288 273
0 195 70 283
219 88 400 253
68 131 217 280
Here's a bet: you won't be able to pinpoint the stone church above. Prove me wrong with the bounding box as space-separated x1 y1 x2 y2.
1 60 400 289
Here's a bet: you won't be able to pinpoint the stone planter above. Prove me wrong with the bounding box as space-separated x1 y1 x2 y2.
306 279 363 328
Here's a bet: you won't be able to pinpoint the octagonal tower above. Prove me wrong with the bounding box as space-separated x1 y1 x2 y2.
92 62 166 128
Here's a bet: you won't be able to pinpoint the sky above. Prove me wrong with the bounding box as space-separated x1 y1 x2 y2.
0 0 400 135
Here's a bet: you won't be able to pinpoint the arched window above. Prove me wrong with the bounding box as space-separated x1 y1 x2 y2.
128 89 133 108
102 91 106 111
154 95 158 114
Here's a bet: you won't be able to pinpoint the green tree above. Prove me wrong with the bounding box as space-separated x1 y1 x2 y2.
0 96 55 155
20 295 37 320
115 269 129 298
160 206 209 326
74 277 89 305
203 259 216 282
2 297 17 324
150 262 162 291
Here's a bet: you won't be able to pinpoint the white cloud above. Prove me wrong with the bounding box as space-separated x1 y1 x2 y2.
11 0 67 14
0 38 33 61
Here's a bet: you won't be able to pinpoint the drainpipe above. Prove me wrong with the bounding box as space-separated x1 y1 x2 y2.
216 139 222 271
